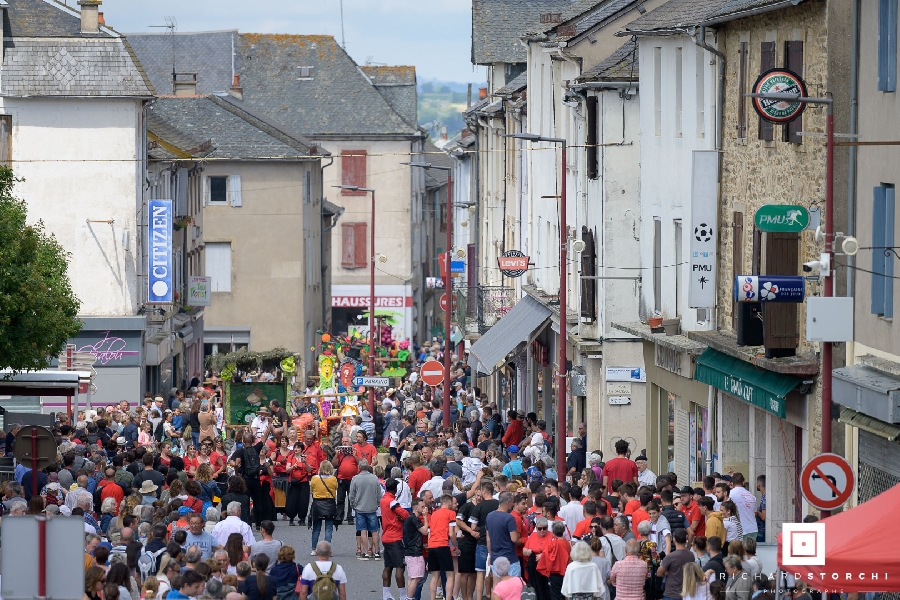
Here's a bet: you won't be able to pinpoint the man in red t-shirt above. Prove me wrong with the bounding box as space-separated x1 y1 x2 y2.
602 440 638 487
353 430 378 466
630 490 652 537
98 468 124 514
380 479 410 599
501 410 525 448
679 485 703 538
427 494 458 600
333 435 359 523
572 501 600 539
407 451 431 498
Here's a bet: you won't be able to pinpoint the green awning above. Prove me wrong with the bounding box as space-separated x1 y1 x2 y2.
693 348 803 418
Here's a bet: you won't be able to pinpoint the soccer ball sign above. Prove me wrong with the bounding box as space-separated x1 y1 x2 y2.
694 223 713 243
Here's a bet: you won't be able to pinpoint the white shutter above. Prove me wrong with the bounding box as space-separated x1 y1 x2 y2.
202 175 208 207
204 242 232 292
229 174 242 207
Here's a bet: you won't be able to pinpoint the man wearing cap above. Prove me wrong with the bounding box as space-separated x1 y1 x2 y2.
251 407 271 443
679 485 702 539
501 410 525 448
359 410 376 445
502 446 524 478
636 455 657 488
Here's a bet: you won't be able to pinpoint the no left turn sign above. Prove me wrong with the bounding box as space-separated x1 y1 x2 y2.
799 453 855 511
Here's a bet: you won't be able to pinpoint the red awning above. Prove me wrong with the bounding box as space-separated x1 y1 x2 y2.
778 483 900 591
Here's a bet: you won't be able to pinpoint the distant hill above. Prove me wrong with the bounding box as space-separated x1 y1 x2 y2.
417 78 486 141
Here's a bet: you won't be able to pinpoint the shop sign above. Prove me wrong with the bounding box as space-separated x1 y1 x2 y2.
188 276 211 307
332 296 413 308
498 251 530 278
60 331 142 367
751 68 807 124
606 367 646 382
655 344 683 375
733 275 805 303
147 199 173 303
607 382 631 395
689 151 718 308
723 373 785 418
754 205 810 233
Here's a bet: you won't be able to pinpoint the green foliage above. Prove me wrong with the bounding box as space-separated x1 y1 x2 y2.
0 166 81 372
205 346 295 374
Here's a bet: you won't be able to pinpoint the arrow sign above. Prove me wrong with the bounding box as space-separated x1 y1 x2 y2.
440 293 458 312
420 361 445 387
800 453 855 511
352 377 390 387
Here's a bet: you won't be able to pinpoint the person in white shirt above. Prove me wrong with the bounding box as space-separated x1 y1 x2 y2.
391 467 412 510
635 455 657 488
299 542 347 600
417 465 460 499
250 409 271 442
646 503 671 555
726 473 758 540
559 487 586 536
211 501 255 547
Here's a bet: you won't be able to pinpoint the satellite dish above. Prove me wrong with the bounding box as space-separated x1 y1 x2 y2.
842 236 859 256
572 240 586 253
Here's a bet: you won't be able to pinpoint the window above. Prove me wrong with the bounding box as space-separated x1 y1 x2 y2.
586 96 598 179
209 176 227 204
341 222 368 268
783 40 804 144
205 242 232 292
303 171 312 204
879 0 898 92
675 47 683 138
654 217 662 313
297 66 314 79
759 42 776 141
341 150 367 194
737 41 749 139
305 235 317 287
0 115 11 166
674 220 682 313
654 47 662 136
872 185 896 317
580 227 596 321
696 50 705 138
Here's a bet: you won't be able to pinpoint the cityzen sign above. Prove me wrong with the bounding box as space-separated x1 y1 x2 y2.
148 199 173 303
331 296 413 308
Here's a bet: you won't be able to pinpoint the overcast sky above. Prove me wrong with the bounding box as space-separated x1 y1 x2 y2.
96 0 484 83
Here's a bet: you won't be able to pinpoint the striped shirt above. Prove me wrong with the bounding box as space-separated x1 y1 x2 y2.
360 421 376 445
609 556 647 600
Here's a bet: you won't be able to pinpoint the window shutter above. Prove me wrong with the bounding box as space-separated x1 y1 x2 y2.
229 174 242 207
763 232 799 351
784 41 804 144
737 42 748 138
0 115 12 167
341 151 367 194
586 97 598 180
758 42 776 141
879 0 898 92
872 186 887 314
353 222 368 268
886 187 895 318
202 175 208 207
732 212 744 329
341 223 356 267
580 227 596 320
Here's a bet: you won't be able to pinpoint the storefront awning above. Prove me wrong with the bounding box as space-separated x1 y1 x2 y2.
693 348 803 418
468 295 551 375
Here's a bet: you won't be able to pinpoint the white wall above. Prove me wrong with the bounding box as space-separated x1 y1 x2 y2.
637 36 718 328
1 97 144 316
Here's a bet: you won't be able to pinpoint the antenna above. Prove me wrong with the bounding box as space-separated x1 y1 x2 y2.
339 0 346 50
150 17 177 94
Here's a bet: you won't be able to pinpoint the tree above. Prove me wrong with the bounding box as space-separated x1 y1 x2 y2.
0 167 81 372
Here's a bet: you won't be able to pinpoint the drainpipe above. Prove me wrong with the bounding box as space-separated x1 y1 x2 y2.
847 0 861 296
691 26 726 151
320 155 337 331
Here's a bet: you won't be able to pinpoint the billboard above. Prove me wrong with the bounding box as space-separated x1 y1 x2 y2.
148 199 173 303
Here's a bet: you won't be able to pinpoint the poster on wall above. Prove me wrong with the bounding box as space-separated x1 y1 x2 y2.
689 151 718 308
606 367 646 382
147 199 173 303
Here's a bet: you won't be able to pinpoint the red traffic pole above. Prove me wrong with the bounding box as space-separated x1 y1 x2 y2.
820 105 835 518
443 171 453 431
368 189 376 417
557 142 568 478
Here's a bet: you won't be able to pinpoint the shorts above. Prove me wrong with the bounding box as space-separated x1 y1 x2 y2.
383 541 405 569
457 544 476 573
355 511 379 532
475 545 489 572
405 555 426 579
491 559 521 577
427 546 454 573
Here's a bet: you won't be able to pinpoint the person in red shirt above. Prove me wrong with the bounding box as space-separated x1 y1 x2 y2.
619 483 639 518
501 410 525 448
427 494 458 600
537 520 570 598
512 492 530 565
572 501 600 539
679 485 703 538
284 430 326 527
182 445 200 479
406 451 431 499
97 468 124 514
603 440 638 487
523 516 552 592
380 479 410 600
630 490 652 537
332 435 359 523
353 430 378 467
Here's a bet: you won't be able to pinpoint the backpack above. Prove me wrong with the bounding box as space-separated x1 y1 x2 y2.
242 446 261 477
153 420 165 442
310 562 339 600
137 545 167 581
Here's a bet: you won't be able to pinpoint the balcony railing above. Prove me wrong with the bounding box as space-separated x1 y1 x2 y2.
452 286 516 335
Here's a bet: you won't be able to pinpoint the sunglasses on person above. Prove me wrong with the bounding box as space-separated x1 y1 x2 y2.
536 526 548 531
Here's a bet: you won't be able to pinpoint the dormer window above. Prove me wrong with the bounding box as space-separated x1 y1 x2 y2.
297 66 313 80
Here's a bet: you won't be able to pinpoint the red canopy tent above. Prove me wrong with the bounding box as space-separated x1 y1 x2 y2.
778 483 900 592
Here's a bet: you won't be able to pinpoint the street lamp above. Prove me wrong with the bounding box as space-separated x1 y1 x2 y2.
333 184 377 416
507 132 568 476
403 160 454 431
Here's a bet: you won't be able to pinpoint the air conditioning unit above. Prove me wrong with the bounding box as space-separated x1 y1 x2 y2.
736 301 764 346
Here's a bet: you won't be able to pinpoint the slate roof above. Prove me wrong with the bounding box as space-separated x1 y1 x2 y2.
421 141 453 188
360 65 416 85
123 31 236 96
541 0 645 41
623 0 731 32
361 66 419 128
701 0 806 25
3 0 108 38
494 71 527 96
147 108 215 160
472 0 601 64
464 97 491 115
147 95 315 161
579 39 639 80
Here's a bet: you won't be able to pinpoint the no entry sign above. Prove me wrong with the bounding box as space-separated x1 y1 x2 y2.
440 293 458 312
420 361 445 387
800 453 855 511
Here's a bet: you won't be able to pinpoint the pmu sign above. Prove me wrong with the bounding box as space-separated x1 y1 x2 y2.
148 199 173 303
755 205 810 232
734 275 805 303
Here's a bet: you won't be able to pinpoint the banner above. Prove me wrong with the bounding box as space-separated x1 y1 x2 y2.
689 151 718 308
147 199 173 303
188 276 211 307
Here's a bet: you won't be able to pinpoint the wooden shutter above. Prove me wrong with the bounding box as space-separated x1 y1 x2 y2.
783 41 804 144
872 186 896 317
353 222 368 268
580 227 596 320
229 174 242 207
341 150 367 194
886 187 896 318
732 212 744 329
763 232 799 351
0 115 11 167
737 42 749 138
586 97 598 180
879 0 898 92
758 42 776 141
341 223 356 267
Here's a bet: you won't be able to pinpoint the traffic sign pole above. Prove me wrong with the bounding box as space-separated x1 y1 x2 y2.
799 453 854 511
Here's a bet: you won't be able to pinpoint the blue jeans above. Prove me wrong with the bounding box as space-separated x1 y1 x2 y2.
312 519 334 548
191 431 200 449
413 571 446 600
355 511 379 532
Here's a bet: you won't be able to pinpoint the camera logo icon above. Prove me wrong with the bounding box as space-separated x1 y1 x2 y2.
782 522 825 565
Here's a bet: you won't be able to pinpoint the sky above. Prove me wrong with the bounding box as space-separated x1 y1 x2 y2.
95 0 485 83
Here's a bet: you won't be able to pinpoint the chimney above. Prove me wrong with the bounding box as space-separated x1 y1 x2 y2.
98 12 105 26
77 0 102 34
466 83 472 108
478 87 487 100
441 126 448 141
228 74 243 101
173 72 198 97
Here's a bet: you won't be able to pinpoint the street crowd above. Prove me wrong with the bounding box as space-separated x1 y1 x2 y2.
0 357 798 600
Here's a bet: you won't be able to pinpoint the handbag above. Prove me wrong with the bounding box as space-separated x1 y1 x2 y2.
309 475 337 527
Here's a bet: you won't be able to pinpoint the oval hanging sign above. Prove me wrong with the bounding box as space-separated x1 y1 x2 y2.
754 204 810 232
498 250 530 278
751 68 807 124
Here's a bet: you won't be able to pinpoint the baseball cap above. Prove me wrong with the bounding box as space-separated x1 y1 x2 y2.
443 448 455 457
508 445 519 454
635 455 648 462
680 485 694 495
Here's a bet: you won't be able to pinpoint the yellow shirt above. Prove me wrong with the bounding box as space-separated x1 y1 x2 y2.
310 474 338 499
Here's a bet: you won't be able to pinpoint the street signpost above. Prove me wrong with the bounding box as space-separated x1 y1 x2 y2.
1 515 84 600
800 453 855 511
755 205 810 232
420 361 445 387
733 275 805 303
439 293 458 312
352 377 390 387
